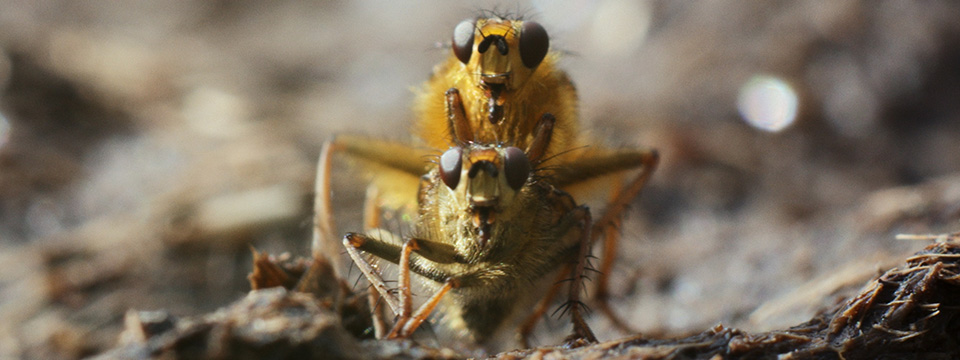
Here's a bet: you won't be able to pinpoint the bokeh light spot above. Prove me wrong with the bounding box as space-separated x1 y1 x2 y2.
737 75 799 132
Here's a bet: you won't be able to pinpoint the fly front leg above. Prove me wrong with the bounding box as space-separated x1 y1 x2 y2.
343 231 465 339
343 233 403 318
386 239 420 338
525 113 555 165
391 274 460 338
446 88 475 143
344 234 441 340
401 278 459 336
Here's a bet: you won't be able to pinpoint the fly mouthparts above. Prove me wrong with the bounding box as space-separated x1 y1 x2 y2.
488 98 504 124
482 82 506 124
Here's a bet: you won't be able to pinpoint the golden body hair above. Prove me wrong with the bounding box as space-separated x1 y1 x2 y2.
414 18 580 160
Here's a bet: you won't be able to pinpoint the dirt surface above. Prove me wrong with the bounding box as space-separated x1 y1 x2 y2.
89 239 960 359
2 1 960 359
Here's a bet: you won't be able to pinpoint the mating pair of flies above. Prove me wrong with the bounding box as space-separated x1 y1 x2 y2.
313 16 658 347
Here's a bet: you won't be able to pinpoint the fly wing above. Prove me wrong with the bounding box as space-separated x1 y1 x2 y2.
545 148 657 212
333 134 434 211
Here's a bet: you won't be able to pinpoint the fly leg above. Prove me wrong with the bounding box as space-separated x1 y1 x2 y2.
563 205 598 344
551 148 659 335
394 278 458 338
386 239 419 338
446 88 475 143
593 214 637 334
590 149 659 257
343 233 402 320
313 140 338 266
362 186 389 338
366 277 388 338
517 265 571 347
591 149 658 334
344 231 464 339
589 174 635 333
543 190 599 345
387 239 459 338
312 136 430 274
516 112 579 345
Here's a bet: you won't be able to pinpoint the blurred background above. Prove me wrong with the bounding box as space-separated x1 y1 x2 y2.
2 0 960 358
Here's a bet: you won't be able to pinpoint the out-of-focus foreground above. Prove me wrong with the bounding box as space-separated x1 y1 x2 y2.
2 1 960 359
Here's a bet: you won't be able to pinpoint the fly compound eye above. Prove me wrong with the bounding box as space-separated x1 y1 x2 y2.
519 21 549 69
440 147 463 189
453 19 476 64
503 147 530 191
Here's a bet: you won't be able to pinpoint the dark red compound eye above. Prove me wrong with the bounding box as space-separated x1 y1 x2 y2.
519 21 549 69
440 147 463 189
452 19 475 64
502 147 530 190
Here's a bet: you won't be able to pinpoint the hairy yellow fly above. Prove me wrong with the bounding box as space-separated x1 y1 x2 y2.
313 14 658 348
414 17 579 161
